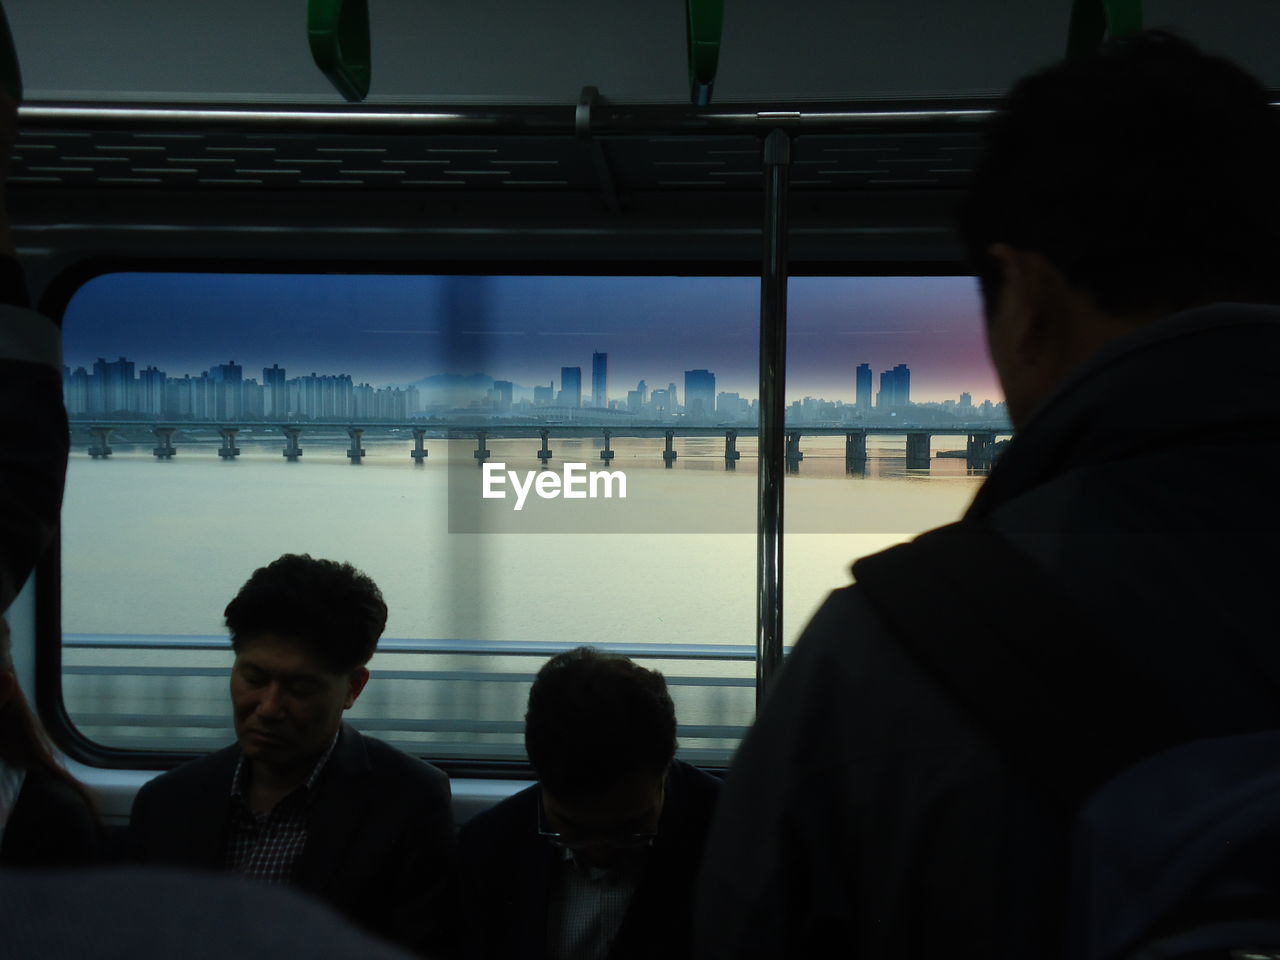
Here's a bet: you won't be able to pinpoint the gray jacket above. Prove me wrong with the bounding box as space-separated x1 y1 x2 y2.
696 305 1280 959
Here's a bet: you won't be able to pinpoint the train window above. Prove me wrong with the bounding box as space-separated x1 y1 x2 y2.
57 269 1006 767
781 276 1009 644
58 272 759 766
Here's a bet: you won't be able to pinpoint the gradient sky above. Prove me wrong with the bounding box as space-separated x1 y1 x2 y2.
63 272 1004 405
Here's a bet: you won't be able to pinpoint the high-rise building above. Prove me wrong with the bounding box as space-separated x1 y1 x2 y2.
533 381 554 406
876 363 911 409
684 369 716 419
492 380 513 411
626 379 647 413
855 363 872 410
209 360 243 420
559 366 582 407
138 366 166 416
263 364 287 418
591 352 608 408
66 366 91 416
892 363 910 406
717 391 747 420
93 356 135 414
240 378 265 419
353 382 376 419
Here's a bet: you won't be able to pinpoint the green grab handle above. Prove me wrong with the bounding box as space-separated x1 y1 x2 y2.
308 0 371 103
687 0 724 106
1067 0 1143 59
0 3 22 104
1103 0 1144 40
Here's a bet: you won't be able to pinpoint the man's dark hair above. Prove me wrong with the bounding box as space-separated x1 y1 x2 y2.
223 553 387 674
960 31 1280 317
525 647 677 800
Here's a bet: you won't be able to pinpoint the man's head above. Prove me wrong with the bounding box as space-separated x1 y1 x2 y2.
224 554 386 770
960 31 1280 426
525 647 677 866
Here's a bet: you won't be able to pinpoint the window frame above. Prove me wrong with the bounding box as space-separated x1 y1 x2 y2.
35 254 974 777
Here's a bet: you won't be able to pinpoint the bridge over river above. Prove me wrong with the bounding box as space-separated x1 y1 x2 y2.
70 420 1014 470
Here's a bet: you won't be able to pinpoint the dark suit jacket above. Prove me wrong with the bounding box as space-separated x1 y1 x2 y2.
0 767 102 867
128 723 454 951
456 759 720 960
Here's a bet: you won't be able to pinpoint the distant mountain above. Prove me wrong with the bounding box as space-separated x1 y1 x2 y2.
404 372 540 406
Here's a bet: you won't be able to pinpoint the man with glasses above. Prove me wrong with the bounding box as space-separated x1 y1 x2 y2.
455 646 720 960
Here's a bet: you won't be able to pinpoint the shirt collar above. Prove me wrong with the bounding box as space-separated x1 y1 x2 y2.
230 727 342 804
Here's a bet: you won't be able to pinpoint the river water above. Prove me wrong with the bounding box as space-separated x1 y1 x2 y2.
59 432 1000 761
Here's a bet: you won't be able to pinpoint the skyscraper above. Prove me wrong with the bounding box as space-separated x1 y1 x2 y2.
684 369 716 419
876 363 911 409
263 364 287 418
855 363 872 410
209 360 243 420
492 380 513 411
890 363 911 407
138 366 166 416
93 356 135 415
591 352 608 408
559 366 582 407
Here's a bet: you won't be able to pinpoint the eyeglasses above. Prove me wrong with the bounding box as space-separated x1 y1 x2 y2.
536 791 660 852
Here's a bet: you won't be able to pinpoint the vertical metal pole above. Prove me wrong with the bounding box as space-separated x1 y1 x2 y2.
757 129 790 712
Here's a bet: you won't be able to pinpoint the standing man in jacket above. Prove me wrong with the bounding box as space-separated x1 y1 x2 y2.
697 32 1280 959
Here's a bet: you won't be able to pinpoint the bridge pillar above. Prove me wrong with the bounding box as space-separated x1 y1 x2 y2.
785 431 804 473
845 430 867 469
281 426 303 461
906 431 930 469
537 429 552 465
410 428 428 464
217 427 241 460
346 427 366 464
724 430 741 470
473 430 491 467
89 426 113 459
663 429 678 468
967 431 997 469
600 429 615 463
151 426 176 459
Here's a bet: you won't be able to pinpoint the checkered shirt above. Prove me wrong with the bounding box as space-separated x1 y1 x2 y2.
224 731 339 885
546 849 645 960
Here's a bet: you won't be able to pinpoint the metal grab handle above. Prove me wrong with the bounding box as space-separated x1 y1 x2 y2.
687 0 724 106
0 2 22 103
1067 0 1143 59
308 0 371 103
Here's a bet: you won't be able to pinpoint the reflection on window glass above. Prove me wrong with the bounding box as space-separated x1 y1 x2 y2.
57 272 1004 764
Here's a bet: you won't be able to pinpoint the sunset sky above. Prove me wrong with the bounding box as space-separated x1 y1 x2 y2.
63 272 1004 405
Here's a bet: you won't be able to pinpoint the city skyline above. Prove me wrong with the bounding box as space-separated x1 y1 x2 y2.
63 352 1006 421
63 273 1004 405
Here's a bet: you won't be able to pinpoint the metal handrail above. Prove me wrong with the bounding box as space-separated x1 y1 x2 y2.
62 633 761 661
18 100 996 136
